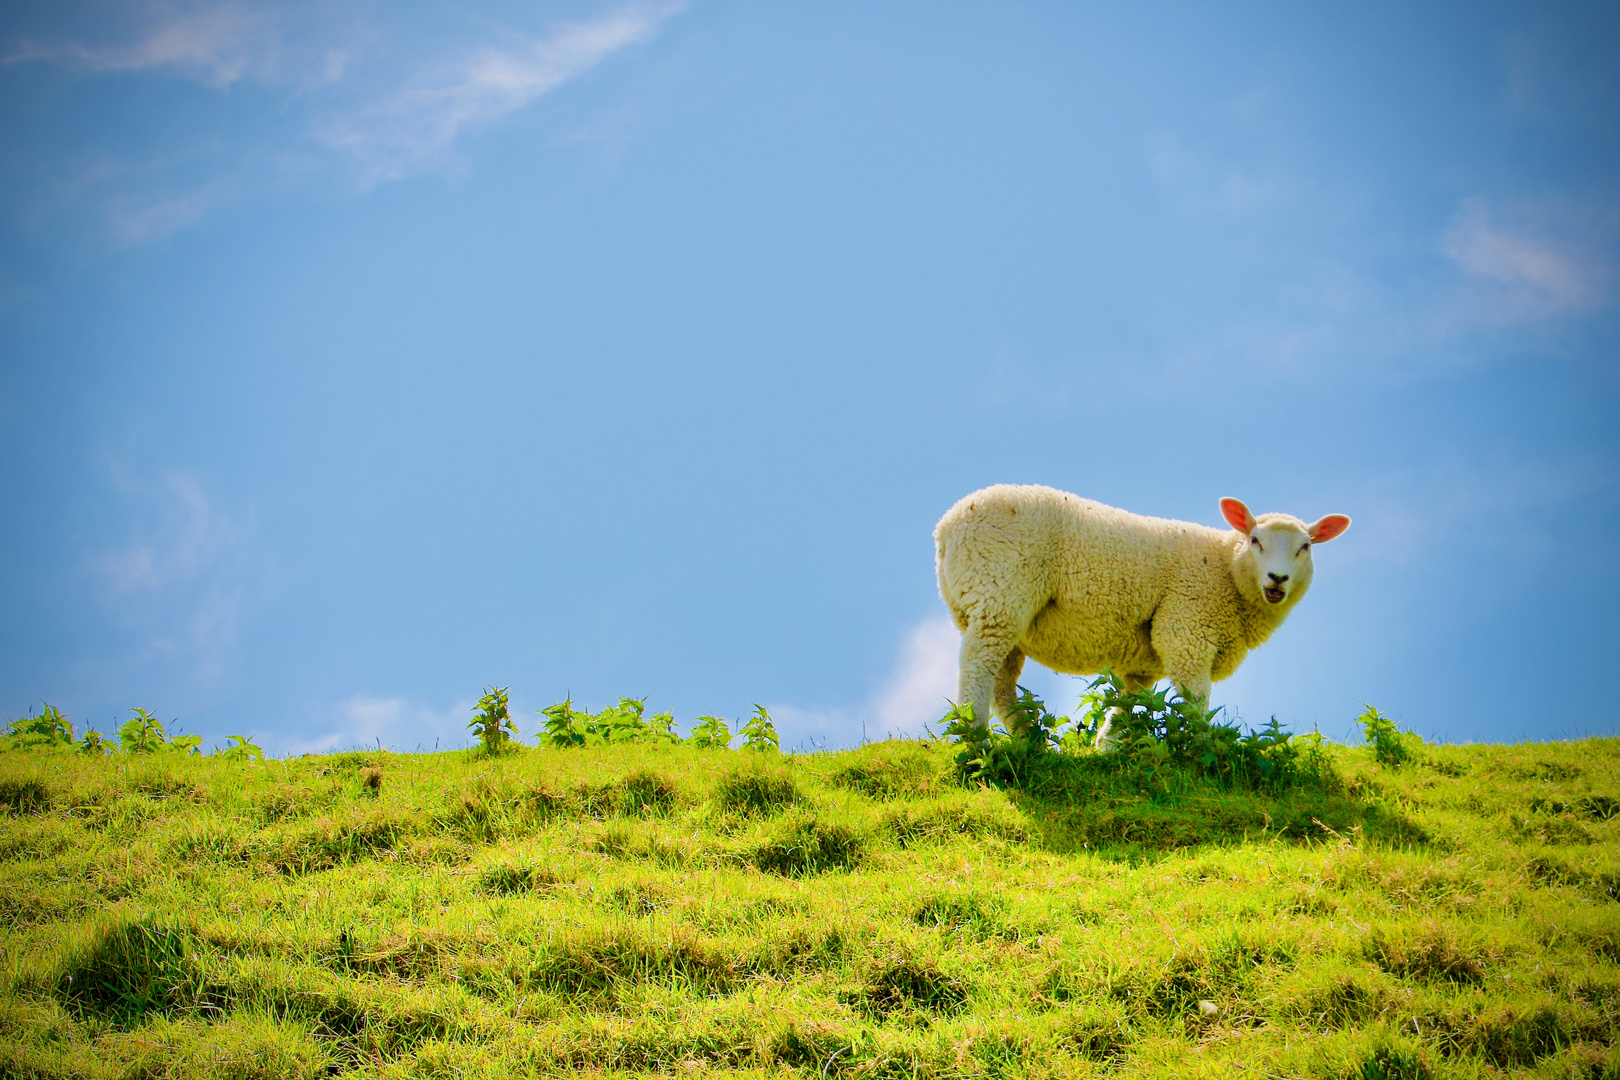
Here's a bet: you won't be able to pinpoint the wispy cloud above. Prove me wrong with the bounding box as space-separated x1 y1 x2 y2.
1442 196 1613 324
103 176 239 243
4 2 682 235
5 2 278 87
320 4 679 182
93 469 273 683
283 694 470 755
98 471 243 592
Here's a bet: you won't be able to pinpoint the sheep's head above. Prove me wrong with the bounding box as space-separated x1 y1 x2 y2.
1221 498 1350 609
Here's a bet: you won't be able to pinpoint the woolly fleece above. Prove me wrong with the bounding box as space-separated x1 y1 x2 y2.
934 484 1350 733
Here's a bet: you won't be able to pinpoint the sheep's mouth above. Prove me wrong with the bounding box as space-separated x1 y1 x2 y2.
1263 586 1286 604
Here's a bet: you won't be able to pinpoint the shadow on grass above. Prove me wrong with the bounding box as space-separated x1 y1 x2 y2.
997 752 1430 862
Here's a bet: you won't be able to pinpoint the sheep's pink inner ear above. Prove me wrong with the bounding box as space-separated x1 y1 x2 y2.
1308 514 1351 543
1220 498 1255 533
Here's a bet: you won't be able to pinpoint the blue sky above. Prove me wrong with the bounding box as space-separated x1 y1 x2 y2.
2 1 1616 754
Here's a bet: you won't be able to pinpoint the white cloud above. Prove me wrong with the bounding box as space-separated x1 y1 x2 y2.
871 617 961 735
1442 196 1612 323
5 2 278 87
283 694 472 756
769 616 961 749
319 4 681 182
768 616 1101 750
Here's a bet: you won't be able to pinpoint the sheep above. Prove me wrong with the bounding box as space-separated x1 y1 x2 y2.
933 485 1350 745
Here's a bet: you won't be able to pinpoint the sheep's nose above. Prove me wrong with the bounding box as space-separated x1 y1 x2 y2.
1267 572 1289 584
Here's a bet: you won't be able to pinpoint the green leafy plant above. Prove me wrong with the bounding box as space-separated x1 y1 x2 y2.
470 686 518 754
538 697 595 747
1360 704 1421 768
217 734 264 761
118 709 168 754
78 729 110 755
648 710 680 742
593 697 681 744
4 704 74 749
536 697 681 748
937 700 988 774
740 705 779 752
937 689 1064 786
161 734 202 755
687 715 733 750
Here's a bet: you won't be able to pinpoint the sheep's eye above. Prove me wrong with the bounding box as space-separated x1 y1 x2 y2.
1250 537 1262 550
1299 543 1310 555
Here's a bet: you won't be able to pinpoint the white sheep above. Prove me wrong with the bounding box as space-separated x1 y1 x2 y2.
933 485 1350 745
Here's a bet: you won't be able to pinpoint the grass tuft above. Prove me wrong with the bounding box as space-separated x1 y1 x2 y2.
0 777 50 815
858 952 970 1016
1358 1036 1432 1080
619 769 679 815
1365 922 1493 985
57 918 205 1024
751 811 863 875
715 764 799 815
477 862 560 895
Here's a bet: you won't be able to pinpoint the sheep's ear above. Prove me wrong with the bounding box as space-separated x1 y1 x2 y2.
1308 514 1351 543
1220 498 1255 533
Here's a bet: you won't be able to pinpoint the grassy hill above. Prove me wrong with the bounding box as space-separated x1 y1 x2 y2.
1 732 1617 1078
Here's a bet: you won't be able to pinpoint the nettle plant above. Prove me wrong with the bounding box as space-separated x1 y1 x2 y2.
2 704 74 750
536 697 680 748
940 672 1333 792
685 715 733 750
469 686 518 754
217 734 264 762
1359 704 1423 768
117 709 200 755
740 705 780 752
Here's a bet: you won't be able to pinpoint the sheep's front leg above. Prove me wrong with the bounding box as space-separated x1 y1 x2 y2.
1177 678 1213 713
957 619 1021 735
1152 614 1217 720
1166 668 1214 717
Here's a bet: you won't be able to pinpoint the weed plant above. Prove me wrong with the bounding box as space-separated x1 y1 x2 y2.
537 697 681 748
1360 705 1425 769
687 715 734 750
740 706 781 753
116 709 202 756
0 705 74 751
468 687 517 755
1 709 1617 1078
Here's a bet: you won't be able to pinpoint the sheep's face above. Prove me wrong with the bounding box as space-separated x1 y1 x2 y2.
1243 519 1315 606
1220 499 1352 609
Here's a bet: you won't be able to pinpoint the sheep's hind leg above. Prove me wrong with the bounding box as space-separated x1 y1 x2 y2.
994 648 1027 734
957 620 1020 735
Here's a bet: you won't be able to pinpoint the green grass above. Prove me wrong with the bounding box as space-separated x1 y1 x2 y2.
1 735 1618 1078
